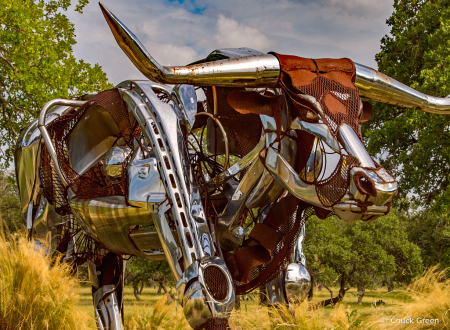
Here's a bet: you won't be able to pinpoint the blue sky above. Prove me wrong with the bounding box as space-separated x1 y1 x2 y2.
66 0 394 85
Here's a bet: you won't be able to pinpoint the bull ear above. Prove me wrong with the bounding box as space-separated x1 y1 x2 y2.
99 3 280 87
355 63 450 114
359 101 372 123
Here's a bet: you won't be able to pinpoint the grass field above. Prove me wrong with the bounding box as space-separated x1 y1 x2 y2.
76 284 413 329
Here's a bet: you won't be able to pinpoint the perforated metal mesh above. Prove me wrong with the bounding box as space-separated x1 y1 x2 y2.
204 266 228 301
39 89 140 263
297 75 362 138
195 317 230 330
40 89 136 214
234 202 314 296
205 87 262 157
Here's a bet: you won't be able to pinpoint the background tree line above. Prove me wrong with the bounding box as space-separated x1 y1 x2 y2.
1 0 450 306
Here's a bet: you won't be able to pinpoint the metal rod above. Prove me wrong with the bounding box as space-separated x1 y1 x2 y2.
195 112 230 170
38 99 86 187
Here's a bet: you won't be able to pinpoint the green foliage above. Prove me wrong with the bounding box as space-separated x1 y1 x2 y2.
0 0 110 164
346 309 362 330
304 213 423 296
0 169 23 232
399 202 450 268
362 0 450 208
125 258 175 300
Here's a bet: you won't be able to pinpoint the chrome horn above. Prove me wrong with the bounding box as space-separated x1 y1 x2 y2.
100 2 450 111
99 3 280 87
355 63 450 114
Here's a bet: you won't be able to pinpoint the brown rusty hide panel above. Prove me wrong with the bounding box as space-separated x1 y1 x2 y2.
40 89 138 214
204 87 263 157
272 53 362 139
224 196 316 295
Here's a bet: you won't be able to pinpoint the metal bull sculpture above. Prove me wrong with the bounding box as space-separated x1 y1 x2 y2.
13 3 450 329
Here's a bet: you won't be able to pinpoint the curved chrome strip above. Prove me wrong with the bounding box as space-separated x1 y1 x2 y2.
355 63 450 114
99 3 280 87
38 99 86 186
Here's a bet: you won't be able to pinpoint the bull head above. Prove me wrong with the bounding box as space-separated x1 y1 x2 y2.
99 3 450 223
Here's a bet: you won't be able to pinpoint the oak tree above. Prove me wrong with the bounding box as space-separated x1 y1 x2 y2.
0 0 110 164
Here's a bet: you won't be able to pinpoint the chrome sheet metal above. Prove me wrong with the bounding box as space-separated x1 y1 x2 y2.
103 146 132 182
266 272 286 305
15 105 72 213
265 147 325 208
284 263 311 303
246 115 297 208
67 105 120 176
93 285 123 330
290 118 340 152
100 3 280 87
172 84 197 128
127 150 165 209
217 158 265 250
176 257 235 328
338 124 375 168
355 63 450 114
207 135 265 189
121 80 215 265
38 99 86 187
349 167 398 206
70 196 154 257
153 200 183 280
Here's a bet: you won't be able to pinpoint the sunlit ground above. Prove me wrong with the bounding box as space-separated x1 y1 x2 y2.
76 284 411 327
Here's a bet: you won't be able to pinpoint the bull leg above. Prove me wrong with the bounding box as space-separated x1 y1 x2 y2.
88 253 124 330
266 223 311 305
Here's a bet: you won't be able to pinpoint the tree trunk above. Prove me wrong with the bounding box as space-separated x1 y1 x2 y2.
315 273 349 307
139 281 144 294
259 285 268 305
387 281 394 292
158 281 168 294
357 285 365 305
133 282 141 301
235 295 241 310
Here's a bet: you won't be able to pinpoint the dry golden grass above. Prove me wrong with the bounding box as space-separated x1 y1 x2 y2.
229 300 355 330
124 294 189 330
2 223 448 330
0 228 93 330
364 266 450 329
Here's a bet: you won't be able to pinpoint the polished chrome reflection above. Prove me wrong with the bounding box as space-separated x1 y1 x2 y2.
93 284 123 330
38 99 86 186
290 118 340 152
99 3 280 87
103 146 132 182
172 84 197 127
176 257 235 329
265 147 324 208
355 63 450 114
284 263 311 304
299 138 322 184
338 124 375 168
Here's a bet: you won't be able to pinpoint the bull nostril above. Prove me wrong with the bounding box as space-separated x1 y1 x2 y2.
353 171 377 197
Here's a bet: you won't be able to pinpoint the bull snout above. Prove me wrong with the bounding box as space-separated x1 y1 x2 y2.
333 124 398 221
333 167 397 222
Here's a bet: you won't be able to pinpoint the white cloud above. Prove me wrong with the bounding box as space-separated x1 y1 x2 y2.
211 15 274 51
63 0 394 85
